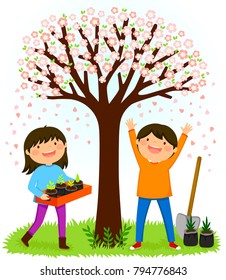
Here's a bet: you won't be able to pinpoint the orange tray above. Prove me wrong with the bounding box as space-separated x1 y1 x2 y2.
35 184 92 207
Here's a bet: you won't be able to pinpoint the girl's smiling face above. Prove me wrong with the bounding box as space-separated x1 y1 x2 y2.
26 138 67 165
136 132 177 162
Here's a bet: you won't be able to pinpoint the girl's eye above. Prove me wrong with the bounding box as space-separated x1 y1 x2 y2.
54 142 57 145
37 145 40 149
163 142 166 145
147 138 149 141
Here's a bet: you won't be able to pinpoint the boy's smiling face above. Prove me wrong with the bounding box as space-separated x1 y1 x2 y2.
136 132 177 162
26 138 67 165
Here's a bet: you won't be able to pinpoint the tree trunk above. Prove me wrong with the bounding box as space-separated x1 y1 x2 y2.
95 107 122 244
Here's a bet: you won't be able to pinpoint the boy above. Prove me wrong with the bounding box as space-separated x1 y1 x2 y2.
126 118 192 250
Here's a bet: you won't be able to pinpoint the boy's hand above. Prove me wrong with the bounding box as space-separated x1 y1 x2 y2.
126 118 137 130
181 123 193 135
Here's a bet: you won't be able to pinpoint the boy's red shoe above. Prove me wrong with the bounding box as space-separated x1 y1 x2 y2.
169 242 181 250
130 242 142 250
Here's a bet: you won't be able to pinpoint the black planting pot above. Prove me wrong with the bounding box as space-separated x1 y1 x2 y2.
46 189 58 198
65 185 77 194
183 230 198 246
55 183 67 195
199 231 214 248
74 181 83 190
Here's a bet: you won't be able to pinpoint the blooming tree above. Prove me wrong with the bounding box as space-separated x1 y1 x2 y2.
18 7 208 242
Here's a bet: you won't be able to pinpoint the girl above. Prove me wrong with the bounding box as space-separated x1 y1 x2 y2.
21 126 74 249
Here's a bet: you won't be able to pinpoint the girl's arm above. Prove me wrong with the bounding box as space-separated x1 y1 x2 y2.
27 171 43 198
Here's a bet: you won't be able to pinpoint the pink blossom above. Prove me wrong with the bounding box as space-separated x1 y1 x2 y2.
165 70 175 80
38 56 48 67
48 45 57 55
191 70 200 79
40 33 51 42
41 19 49 28
87 7 95 15
41 70 48 76
167 23 176 33
178 31 185 37
174 82 182 90
92 38 99 45
21 71 29 79
189 83 199 93
48 24 56 32
102 62 113 72
189 59 197 67
57 17 68 27
155 41 162 49
58 53 67 63
132 62 140 71
80 39 88 47
135 53 142 61
31 31 38 38
178 50 188 59
118 12 128 22
52 88 61 96
164 46 174 56
155 62 163 70
41 82 50 91
99 29 108 38
145 54 154 63
119 40 125 46
140 67 149 77
33 39 40 46
175 62 184 72
142 44 151 52
75 62 84 71
157 17 164 25
150 73 159 83
199 79 206 86
106 16 116 25
83 28 93 37
21 82 28 89
120 63 129 72
146 10 156 20
90 17 100 27
135 17 145 27
40 93 47 99
31 76 38 82
100 46 107 53
107 37 117 47
18 59 24 66
54 32 62 39
164 81 171 87
181 90 188 96
23 36 31 44
180 74 188 81
31 84 39 91
63 66 71 74
193 50 200 57
99 76 106 83
111 7 118 14
83 52 91 60
199 61 207 69
154 29 163 38
54 75 64 85
49 15 56 22
122 26 132 36
81 15 88 22
174 40 182 48
37 48 44 55
26 47 35 56
98 11 105 17
94 53 104 63
110 52 120 61
87 64 98 74
65 33 76 42
26 60 36 70
49 63 59 73
142 31 151 40
130 12 136 18
157 51 164 58
184 39 193 49
165 35 172 42
123 50 133 60
73 22 80 30
169 57 176 64
146 21 153 28
70 14 76 21
130 40 139 49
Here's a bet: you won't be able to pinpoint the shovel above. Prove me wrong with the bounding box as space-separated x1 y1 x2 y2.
176 156 202 238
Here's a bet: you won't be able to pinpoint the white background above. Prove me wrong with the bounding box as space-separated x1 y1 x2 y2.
0 0 225 279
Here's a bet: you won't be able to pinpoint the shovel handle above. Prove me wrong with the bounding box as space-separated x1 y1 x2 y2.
187 156 202 216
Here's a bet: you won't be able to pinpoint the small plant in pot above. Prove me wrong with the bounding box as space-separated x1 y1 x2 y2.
183 216 198 246
46 181 57 197
65 180 77 194
55 174 67 196
199 216 214 248
73 173 83 190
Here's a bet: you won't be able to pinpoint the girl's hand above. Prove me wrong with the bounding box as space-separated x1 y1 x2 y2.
181 123 193 135
40 193 50 200
126 118 137 130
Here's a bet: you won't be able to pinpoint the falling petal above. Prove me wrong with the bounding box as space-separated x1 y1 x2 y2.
56 104 61 108
204 146 208 150
28 102 32 107
14 105 19 110
191 141 195 145
139 113 144 117
188 154 192 158
179 109 184 113
137 103 141 108
159 108 163 112
74 135 79 139
210 127 214 132
152 102 157 106
197 121 201 126
14 144 18 149
200 95 205 99
16 113 20 118
66 128 71 131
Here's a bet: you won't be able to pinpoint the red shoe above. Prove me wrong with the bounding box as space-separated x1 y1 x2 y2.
169 242 181 250
130 242 142 250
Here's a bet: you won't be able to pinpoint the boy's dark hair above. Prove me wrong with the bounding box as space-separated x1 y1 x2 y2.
137 123 178 148
22 126 68 174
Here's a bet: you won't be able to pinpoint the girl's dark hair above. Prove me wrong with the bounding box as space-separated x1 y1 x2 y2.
137 123 178 148
22 126 68 174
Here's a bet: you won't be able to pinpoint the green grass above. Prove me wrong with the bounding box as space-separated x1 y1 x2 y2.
3 218 220 258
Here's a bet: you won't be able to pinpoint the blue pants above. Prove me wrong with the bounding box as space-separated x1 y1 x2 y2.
136 197 175 242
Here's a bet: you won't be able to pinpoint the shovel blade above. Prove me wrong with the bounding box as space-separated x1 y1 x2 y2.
176 213 200 238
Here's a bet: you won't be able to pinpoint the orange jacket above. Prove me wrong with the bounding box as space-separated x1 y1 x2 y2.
129 129 187 198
